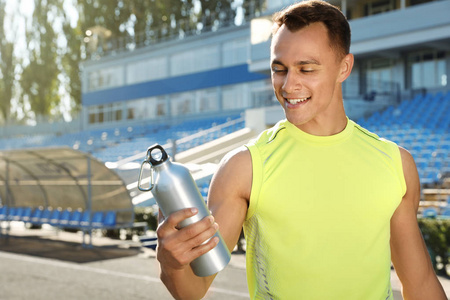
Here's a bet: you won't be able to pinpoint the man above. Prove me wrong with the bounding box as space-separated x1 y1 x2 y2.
156 1 447 299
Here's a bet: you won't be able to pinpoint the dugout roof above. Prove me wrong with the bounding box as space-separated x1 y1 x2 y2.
0 147 132 212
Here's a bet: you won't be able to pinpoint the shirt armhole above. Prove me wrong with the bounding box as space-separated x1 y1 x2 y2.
392 143 407 198
245 144 262 221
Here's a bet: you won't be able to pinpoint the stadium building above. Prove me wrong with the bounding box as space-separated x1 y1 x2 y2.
82 0 449 130
0 0 449 217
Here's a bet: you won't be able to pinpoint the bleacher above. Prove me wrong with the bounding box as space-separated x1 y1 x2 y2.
357 91 450 186
357 90 450 219
0 205 147 247
0 114 248 247
0 114 245 163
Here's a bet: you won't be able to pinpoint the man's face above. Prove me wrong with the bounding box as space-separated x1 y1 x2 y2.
270 22 350 131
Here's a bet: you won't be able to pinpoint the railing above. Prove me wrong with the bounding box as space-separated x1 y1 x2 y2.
110 117 245 168
85 0 266 59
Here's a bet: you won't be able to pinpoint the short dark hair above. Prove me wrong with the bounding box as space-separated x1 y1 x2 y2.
272 0 351 59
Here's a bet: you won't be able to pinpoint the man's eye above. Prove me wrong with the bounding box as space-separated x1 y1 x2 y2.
272 68 286 73
302 69 314 73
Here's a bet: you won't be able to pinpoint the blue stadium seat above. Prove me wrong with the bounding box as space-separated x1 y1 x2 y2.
78 211 104 228
103 211 117 227
422 207 438 218
21 207 33 222
49 209 62 226
80 210 92 227
92 211 105 228
0 206 7 221
68 210 82 227
11 207 25 221
30 207 44 224
7 207 17 221
440 208 450 219
59 209 72 226
39 208 53 224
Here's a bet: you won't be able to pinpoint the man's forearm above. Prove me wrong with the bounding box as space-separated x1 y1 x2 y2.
160 266 213 300
402 274 447 300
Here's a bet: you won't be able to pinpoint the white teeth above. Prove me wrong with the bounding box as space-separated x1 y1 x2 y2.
287 98 309 104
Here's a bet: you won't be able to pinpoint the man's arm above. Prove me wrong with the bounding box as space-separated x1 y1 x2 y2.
390 147 447 300
156 147 251 299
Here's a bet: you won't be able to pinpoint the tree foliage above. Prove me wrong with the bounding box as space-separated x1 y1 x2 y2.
61 10 82 112
20 0 63 118
0 0 16 122
5 0 264 122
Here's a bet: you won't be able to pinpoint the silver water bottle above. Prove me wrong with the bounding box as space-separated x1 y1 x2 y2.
138 144 231 277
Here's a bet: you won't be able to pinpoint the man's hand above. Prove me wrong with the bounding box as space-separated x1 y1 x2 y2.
156 208 219 273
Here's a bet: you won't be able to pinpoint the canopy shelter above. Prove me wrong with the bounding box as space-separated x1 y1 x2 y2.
0 147 133 225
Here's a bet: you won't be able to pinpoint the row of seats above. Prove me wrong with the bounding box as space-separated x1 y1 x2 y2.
95 115 244 162
0 206 117 229
357 91 450 185
0 114 243 164
422 207 450 219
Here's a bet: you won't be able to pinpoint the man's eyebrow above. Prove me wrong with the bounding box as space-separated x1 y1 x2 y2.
271 59 321 66
294 59 321 66
271 59 284 67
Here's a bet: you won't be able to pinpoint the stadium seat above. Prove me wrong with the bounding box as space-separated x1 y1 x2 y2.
79 211 105 228
80 210 92 227
30 207 44 224
103 211 117 227
49 209 62 226
7 207 17 221
91 211 105 228
39 208 53 224
11 207 25 221
68 210 82 227
422 207 438 218
440 208 450 219
21 207 33 222
0 206 7 221
59 209 72 226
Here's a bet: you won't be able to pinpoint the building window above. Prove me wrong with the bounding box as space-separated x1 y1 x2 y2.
409 51 447 89
366 58 395 94
127 56 168 85
170 45 220 76
364 0 395 16
222 83 248 110
197 88 219 113
222 37 249 67
88 65 124 91
171 92 195 116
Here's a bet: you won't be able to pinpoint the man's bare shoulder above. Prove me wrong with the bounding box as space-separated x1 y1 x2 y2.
398 145 420 208
211 146 252 203
221 146 251 167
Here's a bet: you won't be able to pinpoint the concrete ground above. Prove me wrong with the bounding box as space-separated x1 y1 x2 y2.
0 223 449 300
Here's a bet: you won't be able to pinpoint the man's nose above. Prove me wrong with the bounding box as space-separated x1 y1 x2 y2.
282 71 302 94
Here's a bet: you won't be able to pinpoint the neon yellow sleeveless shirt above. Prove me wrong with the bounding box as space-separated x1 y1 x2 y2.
244 118 406 300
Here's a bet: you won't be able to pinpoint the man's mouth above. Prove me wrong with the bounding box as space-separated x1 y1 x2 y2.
286 97 310 105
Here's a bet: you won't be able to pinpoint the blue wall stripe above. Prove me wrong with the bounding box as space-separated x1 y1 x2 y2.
82 64 269 106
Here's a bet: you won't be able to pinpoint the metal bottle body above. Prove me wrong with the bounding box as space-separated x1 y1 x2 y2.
150 154 231 277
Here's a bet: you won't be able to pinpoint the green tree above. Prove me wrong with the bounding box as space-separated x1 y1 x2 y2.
77 0 131 55
61 12 83 113
20 0 63 119
0 0 16 123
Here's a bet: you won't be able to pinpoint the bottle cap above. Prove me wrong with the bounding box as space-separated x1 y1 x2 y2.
147 144 168 166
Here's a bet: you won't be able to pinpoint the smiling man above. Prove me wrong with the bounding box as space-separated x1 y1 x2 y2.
155 1 447 299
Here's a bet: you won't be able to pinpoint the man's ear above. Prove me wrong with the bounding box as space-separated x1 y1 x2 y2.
338 53 354 83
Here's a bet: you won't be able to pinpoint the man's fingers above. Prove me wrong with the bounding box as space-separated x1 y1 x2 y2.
157 208 198 236
166 207 199 227
182 221 219 249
